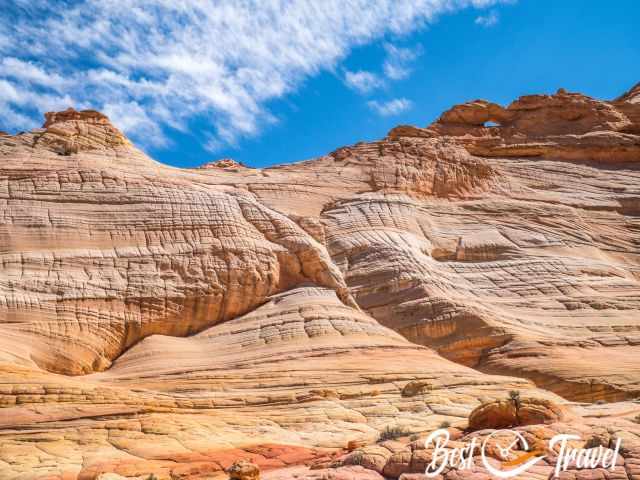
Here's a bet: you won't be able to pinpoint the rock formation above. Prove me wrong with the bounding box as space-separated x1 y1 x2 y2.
198 158 250 170
334 407 638 480
226 460 260 480
0 85 640 479
467 396 568 430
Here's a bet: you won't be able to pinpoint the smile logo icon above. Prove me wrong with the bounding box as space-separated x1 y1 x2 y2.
424 428 546 478
481 430 546 479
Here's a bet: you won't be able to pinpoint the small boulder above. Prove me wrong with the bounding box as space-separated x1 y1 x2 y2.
468 397 566 431
401 380 432 397
226 460 260 480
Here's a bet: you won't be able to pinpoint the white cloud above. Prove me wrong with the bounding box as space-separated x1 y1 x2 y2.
0 75 80 132
367 98 412 116
1 58 69 91
102 101 169 148
475 10 499 27
344 70 384 94
0 103 33 131
0 0 509 149
344 43 423 95
383 43 423 80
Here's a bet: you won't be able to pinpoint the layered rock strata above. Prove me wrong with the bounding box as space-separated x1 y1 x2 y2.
0 85 639 479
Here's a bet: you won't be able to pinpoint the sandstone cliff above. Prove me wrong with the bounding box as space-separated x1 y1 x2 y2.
0 86 639 479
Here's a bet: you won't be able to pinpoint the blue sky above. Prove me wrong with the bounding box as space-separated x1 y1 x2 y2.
1 1 639 168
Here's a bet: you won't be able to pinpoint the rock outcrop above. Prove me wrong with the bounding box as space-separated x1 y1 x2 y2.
335 409 640 480
227 460 260 480
1 84 640 479
37 107 132 154
467 396 567 430
405 88 640 163
198 158 250 170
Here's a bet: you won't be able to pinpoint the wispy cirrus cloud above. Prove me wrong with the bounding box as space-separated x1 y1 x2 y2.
344 70 384 94
344 42 422 95
383 43 423 80
475 10 499 27
367 98 412 116
0 0 510 150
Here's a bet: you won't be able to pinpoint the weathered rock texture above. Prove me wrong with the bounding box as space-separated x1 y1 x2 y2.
467 396 568 431
336 405 640 480
0 85 640 479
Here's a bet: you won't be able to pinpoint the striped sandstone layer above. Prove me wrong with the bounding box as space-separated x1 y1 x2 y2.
0 84 640 478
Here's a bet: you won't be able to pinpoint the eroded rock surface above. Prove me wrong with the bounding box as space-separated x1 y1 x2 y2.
1 85 640 479
336 412 640 480
467 397 568 430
